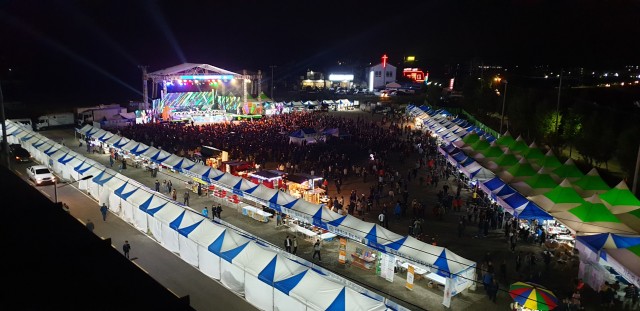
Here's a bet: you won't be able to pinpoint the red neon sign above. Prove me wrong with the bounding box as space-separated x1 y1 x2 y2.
402 68 426 82
382 54 388 68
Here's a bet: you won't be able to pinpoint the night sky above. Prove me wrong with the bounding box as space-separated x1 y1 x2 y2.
1 0 639 105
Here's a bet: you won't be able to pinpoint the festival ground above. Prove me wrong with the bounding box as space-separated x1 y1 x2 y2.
41 109 605 311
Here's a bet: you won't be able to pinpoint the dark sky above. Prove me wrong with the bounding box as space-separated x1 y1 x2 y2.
1 0 639 105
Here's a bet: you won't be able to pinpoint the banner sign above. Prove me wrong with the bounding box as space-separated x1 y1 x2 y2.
406 265 415 290
338 238 347 264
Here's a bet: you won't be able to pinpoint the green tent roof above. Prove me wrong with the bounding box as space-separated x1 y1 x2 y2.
545 180 585 204
507 159 537 177
524 147 546 161
510 136 529 153
495 132 516 148
525 173 559 189
553 159 585 180
539 151 563 169
462 132 480 145
481 144 505 158
471 138 490 152
599 181 640 211
569 201 622 223
574 168 611 191
494 151 519 167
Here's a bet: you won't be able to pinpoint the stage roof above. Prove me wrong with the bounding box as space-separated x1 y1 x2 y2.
148 63 242 79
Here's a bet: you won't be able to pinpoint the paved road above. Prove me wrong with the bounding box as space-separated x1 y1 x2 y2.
11 159 256 311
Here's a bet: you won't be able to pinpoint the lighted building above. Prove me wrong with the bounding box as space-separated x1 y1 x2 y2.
300 70 328 89
366 54 397 90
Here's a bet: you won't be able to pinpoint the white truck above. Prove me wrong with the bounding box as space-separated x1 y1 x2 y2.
77 105 127 126
35 112 76 131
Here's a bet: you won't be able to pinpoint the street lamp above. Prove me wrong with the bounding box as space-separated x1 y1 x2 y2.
54 175 93 203
499 80 508 134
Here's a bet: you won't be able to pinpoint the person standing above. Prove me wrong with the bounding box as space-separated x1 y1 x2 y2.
154 179 160 192
171 189 177 201
215 205 222 219
378 212 385 227
284 235 291 253
167 180 172 193
312 239 322 262
202 207 209 219
123 240 131 259
183 190 190 206
86 219 95 232
292 236 298 255
100 203 108 221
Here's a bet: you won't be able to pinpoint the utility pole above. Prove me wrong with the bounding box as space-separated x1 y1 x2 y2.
555 69 563 133
499 80 508 134
269 65 276 101
0 81 9 168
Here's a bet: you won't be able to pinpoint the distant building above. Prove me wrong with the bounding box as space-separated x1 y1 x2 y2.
300 70 328 89
366 55 397 90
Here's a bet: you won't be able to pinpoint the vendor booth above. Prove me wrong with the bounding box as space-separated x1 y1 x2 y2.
248 170 286 189
576 233 640 292
284 173 325 204
221 160 254 177
200 145 228 169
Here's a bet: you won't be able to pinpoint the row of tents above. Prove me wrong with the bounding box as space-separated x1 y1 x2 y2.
2 119 477 309
408 104 640 288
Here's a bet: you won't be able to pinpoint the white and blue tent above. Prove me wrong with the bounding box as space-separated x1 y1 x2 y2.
274 269 387 311
208 229 252 293
89 169 117 205
173 210 207 265
77 165 104 190
186 220 227 279
140 146 161 159
234 250 308 311
129 142 150 156
148 201 188 253
136 194 170 235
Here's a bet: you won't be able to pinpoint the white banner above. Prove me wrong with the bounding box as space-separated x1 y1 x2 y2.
442 275 453 308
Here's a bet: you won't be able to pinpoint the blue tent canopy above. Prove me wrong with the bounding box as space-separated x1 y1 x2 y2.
514 202 553 220
92 170 114 186
433 249 452 277
274 270 307 294
484 177 506 192
114 181 138 200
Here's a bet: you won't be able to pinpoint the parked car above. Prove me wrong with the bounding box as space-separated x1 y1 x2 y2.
26 165 56 185
10 144 31 163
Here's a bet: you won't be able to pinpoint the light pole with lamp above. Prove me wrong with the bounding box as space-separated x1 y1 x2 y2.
54 175 94 203
499 79 508 134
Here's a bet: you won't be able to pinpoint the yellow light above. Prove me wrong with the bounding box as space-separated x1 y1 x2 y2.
406 56 415 61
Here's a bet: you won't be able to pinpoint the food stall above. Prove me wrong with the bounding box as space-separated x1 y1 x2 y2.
200 145 228 169
247 170 286 189
221 160 254 177
284 173 326 204
284 217 336 241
